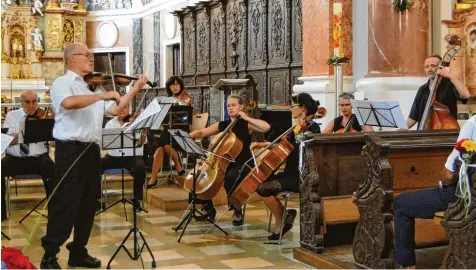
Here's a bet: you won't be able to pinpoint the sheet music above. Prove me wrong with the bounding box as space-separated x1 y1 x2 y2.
1 134 14 155
102 128 140 150
351 100 407 129
125 97 175 132
168 129 206 157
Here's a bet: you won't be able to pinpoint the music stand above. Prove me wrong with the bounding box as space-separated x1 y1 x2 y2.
107 97 175 269
96 128 147 219
168 129 229 242
18 119 54 223
350 100 407 130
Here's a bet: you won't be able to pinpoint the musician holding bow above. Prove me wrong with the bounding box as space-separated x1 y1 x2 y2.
190 94 270 225
251 93 320 240
1 90 55 221
405 54 470 130
40 43 148 269
146 76 191 189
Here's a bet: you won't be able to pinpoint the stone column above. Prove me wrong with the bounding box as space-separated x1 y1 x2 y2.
355 0 430 122
293 0 353 122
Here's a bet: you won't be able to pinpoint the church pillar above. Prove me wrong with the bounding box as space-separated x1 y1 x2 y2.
293 0 353 122
355 0 430 122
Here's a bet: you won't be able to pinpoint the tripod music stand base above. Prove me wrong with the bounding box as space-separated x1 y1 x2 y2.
19 197 48 224
106 228 156 269
1 232 10 240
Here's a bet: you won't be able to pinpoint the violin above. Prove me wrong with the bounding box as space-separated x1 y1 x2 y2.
84 72 157 88
26 107 54 120
182 117 243 200
229 125 295 209
418 36 462 131
174 90 192 106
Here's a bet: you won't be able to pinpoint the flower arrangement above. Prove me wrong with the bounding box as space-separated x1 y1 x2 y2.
393 0 412 13
294 124 312 142
1 247 36 269
327 55 350 66
454 138 476 218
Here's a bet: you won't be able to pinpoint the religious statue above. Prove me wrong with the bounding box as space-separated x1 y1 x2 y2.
470 29 476 58
31 27 43 51
31 0 44 16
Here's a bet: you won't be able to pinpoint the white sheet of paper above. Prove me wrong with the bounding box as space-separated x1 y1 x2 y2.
351 100 407 129
1 134 14 155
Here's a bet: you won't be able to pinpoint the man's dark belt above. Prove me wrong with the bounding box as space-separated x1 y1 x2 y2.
55 140 93 146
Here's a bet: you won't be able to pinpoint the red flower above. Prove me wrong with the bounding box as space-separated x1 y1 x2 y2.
1 247 36 269
455 138 469 152
300 124 308 132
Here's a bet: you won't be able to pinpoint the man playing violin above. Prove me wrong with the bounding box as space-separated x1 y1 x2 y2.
40 42 148 269
251 93 321 240
1 90 55 221
321 92 373 133
405 54 470 129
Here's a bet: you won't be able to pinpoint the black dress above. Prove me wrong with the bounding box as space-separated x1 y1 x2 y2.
331 114 362 132
257 120 320 197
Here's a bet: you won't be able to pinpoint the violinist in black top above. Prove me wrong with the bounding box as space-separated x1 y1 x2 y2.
190 94 270 225
146 76 192 189
251 93 321 240
322 92 373 133
405 54 470 129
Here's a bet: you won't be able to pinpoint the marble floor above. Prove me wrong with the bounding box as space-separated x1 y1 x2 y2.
1 198 312 269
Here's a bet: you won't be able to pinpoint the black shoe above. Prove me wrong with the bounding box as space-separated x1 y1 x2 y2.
178 170 186 176
146 180 158 189
68 254 101 268
232 212 244 226
267 209 297 240
196 206 216 221
41 255 61 269
133 200 143 212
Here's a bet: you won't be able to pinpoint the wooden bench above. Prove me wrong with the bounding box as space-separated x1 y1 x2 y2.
351 133 474 269
297 131 457 254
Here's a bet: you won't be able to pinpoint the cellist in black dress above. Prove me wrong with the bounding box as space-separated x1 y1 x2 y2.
190 94 270 225
322 92 373 133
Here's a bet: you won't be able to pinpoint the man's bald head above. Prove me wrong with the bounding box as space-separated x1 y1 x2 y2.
20 90 39 115
63 43 94 76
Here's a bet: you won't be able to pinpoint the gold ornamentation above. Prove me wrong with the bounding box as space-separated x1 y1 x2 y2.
63 19 74 48
46 16 62 49
73 18 83 43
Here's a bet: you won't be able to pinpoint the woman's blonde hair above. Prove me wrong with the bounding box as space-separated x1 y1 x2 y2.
228 94 244 105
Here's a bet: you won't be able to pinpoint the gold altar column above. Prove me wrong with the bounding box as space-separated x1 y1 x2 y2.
41 5 64 85
77 0 87 12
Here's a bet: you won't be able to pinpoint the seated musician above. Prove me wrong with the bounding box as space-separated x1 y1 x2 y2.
404 54 469 129
252 93 321 240
190 94 270 224
101 105 146 210
146 76 191 189
1 90 55 221
394 115 476 268
321 92 373 133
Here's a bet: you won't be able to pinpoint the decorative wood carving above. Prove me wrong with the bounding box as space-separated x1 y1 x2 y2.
294 0 303 54
353 135 394 269
441 158 476 269
271 0 284 58
299 140 324 253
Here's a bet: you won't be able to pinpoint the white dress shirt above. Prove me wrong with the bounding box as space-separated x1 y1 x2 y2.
105 117 144 157
445 115 476 172
51 70 114 143
3 108 48 157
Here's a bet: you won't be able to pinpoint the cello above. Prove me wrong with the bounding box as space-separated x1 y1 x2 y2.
418 36 462 131
228 125 296 210
182 117 243 200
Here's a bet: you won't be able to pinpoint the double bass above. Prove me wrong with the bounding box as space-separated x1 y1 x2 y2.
182 117 243 200
418 36 462 130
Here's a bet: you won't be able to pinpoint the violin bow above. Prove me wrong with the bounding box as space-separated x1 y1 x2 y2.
107 53 120 105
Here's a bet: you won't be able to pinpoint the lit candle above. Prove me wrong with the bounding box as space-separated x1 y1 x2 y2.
333 2 342 57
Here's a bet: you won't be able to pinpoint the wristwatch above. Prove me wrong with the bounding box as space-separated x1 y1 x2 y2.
439 180 448 189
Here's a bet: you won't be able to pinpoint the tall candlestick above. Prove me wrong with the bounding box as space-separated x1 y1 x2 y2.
333 2 342 57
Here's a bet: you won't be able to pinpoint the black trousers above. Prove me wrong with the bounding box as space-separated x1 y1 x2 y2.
1 153 55 220
101 154 146 200
41 141 101 258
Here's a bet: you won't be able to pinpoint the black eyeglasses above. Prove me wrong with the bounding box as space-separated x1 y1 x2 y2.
73 53 93 59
